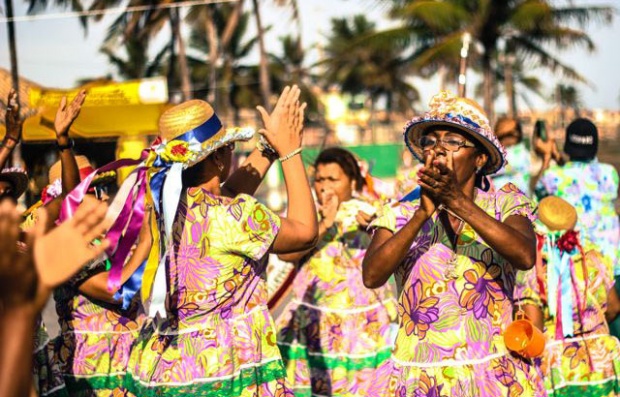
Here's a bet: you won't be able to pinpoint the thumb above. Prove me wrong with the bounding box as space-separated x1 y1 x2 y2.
59 96 67 111
256 106 269 125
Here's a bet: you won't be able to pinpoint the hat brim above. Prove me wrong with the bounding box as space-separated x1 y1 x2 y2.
0 171 29 198
185 127 255 169
404 119 505 175
91 170 117 186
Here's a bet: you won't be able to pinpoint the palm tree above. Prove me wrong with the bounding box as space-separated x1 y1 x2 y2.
321 15 420 116
376 0 613 120
187 8 260 122
555 83 582 127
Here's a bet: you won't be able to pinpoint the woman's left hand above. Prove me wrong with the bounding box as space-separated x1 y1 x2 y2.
417 151 464 207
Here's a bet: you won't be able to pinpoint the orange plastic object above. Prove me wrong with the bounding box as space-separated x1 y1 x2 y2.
504 314 546 358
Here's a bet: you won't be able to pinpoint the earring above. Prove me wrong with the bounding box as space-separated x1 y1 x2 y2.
475 166 482 174
216 162 224 172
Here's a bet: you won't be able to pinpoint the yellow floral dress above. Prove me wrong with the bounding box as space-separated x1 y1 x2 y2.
276 198 398 397
125 190 291 396
368 184 546 397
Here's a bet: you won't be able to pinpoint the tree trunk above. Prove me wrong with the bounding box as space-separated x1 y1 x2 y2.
482 53 494 121
252 0 272 111
5 0 20 168
204 7 219 104
170 8 192 101
504 58 515 118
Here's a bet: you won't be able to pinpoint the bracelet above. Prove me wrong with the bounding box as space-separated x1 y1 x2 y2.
56 138 74 151
256 135 278 159
279 147 302 162
1 138 17 149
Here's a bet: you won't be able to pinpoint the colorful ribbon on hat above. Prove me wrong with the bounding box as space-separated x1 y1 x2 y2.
58 113 223 317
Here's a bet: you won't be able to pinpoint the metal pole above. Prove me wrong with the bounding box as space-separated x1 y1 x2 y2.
5 0 20 100
457 32 471 97
5 0 23 170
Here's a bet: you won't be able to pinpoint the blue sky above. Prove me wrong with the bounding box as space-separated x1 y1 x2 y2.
1 0 618 111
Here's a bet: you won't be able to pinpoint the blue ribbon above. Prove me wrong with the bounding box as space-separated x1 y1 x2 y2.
400 186 421 202
112 260 146 310
559 251 574 337
444 113 481 129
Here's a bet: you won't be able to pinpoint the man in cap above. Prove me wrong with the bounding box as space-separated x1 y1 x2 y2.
534 118 620 334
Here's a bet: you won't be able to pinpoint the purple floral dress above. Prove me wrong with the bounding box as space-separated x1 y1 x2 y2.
125 190 292 396
51 258 144 397
368 183 547 397
276 198 398 397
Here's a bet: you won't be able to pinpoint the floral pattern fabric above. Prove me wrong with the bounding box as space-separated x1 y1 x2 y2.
51 257 144 397
514 237 620 397
33 319 69 397
492 142 532 197
368 183 546 397
125 191 290 397
535 160 620 275
276 198 398 397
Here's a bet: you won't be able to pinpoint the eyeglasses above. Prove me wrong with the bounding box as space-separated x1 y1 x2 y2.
416 135 477 152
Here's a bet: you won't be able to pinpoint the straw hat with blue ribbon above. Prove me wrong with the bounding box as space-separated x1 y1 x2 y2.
403 90 507 175
57 99 254 316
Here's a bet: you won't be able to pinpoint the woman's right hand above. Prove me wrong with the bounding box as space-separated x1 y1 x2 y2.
4 89 22 143
319 190 339 229
417 151 436 219
256 85 306 157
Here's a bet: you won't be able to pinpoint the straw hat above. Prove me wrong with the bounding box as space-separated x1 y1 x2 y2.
156 99 253 168
48 155 116 186
538 196 577 231
0 167 28 198
403 90 507 175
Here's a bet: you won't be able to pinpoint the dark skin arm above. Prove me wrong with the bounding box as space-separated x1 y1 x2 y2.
78 209 152 304
221 148 277 198
363 155 437 288
1 90 22 169
606 283 620 323
40 91 87 231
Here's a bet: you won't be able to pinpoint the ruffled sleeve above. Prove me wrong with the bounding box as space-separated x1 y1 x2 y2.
495 183 537 223
221 194 281 261
369 200 419 234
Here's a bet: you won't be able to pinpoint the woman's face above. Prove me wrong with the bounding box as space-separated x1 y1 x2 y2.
421 128 487 184
314 162 354 205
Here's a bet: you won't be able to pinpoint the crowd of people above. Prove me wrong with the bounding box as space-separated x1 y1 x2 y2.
0 84 618 397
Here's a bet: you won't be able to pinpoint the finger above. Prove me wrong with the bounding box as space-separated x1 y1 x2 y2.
446 150 454 171
256 106 270 125
59 96 67 111
89 238 111 258
33 208 48 239
424 149 434 169
434 159 450 175
273 86 291 111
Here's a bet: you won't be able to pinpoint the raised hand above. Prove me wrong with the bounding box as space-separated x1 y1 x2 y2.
416 151 437 218
256 85 306 157
319 190 339 229
4 89 22 143
35 196 110 288
54 89 86 138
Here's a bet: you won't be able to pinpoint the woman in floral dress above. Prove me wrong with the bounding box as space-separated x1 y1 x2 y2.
515 196 620 397
276 147 398 397
124 85 317 396
362 91 546 396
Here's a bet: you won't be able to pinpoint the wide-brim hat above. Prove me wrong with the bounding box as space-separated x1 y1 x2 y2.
48 155 116 186
403 90 506 175
538 196 577 231
155 99 254 168
0 167 29 198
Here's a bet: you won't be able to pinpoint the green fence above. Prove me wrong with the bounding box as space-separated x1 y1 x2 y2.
300 143 405 178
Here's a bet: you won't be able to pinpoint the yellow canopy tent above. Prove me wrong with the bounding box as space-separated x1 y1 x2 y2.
0 71 170 181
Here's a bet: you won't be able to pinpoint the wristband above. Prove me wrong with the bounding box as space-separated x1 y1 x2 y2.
256 135 278 158
279 147 302 162
1 138 17 149
56 138 74 151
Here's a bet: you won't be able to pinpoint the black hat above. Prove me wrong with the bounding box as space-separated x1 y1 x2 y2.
564 118 598 160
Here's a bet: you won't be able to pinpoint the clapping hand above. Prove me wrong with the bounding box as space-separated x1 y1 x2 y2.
319 189 339 230
54 89 86 138
256 85 306 158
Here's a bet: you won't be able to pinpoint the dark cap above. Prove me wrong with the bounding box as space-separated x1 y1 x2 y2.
564 118 598 160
